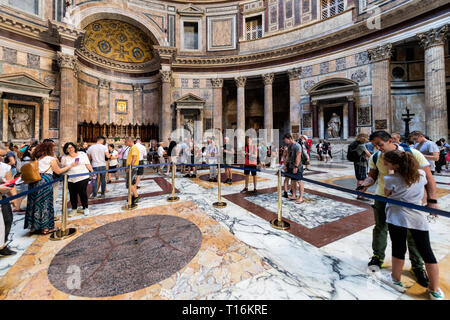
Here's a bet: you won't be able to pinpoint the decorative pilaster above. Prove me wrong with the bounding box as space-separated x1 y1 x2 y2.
58 52 78 143
98 79 110 124
211 78 224 132
160 69 173 141
347 96 356 137
288 67 301 138
133 84 143 125
262 73 274 143
368 44 392 132
312 101 318 138
235 76 247 149
42 97 50 139
418 25 448 141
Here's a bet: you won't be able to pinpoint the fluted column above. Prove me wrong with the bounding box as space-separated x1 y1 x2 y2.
418 25 448 141
235 76 247 149
369 44 392 132
288 67 301 138
211 78 224 132
160 70 172 142
133 84 143 125
58 52 78 143
262 73 274 143
98 79 110 124
42 97 50 139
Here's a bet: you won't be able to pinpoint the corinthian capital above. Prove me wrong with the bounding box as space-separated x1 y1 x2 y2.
368 44 392 63
288 67 301 80
98 79 111 89
57 52 77 69
234 76 246 88
211 78 224 88
133 84 143 92
262 73 274 85
417 25 448 50
160 70 172 83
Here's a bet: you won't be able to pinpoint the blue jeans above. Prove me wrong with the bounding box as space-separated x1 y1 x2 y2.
92 166 106 197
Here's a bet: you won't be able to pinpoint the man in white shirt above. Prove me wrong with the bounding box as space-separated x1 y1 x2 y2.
178 139 190 175
409 131 440 174
87 136 111 198
135 138 147 188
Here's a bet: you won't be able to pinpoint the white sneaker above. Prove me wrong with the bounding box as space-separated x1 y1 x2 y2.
429 288 445 300
68 209 77 217
380 274 407 293
84 208 90 216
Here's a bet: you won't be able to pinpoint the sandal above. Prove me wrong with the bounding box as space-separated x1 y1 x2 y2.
41 228 60 235
295 199 304 204
288 196 297 201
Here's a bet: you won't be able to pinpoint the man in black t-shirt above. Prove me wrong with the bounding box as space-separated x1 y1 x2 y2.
322 140 330 163
166 137 177 174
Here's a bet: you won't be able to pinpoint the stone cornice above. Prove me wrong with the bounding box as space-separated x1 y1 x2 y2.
49 20 85 44
0 13 47 38
76 47 159 73
235 76 247 88
211 78 224 88
154 46 178 63
417 24 449 49
368 44 393 63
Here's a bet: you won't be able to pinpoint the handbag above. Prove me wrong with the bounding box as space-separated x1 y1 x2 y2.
20 160 50 184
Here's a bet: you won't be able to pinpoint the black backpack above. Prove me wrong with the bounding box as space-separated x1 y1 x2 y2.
347 141 361 162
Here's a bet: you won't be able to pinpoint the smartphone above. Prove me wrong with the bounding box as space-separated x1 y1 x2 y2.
75 158 80 163
356 185 365 191
3 177 20 187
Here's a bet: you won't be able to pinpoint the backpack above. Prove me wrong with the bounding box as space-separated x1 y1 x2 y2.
347 141 361 162
372 145 413 166
21 160 50 184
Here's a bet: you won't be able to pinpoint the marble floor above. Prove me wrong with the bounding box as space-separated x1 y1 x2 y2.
0 159 449 300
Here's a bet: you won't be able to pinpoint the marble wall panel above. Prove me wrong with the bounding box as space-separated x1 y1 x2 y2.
3 47 17 64
27 53 40 69
16 51 27 66
110 91 134 124
143 89 160 124
391 92 426 134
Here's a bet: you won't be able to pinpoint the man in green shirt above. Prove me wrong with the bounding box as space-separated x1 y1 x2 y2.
359 131 439 288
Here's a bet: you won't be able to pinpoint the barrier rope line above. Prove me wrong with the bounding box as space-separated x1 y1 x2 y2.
0 161 448 218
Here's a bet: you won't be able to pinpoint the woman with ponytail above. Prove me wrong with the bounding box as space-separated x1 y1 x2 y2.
382 150 443 300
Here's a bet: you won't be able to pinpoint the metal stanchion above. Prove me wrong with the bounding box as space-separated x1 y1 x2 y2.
270 169 290 230
213 159 227 208
167 162 179 202
50 174 77 240
122 164 138 210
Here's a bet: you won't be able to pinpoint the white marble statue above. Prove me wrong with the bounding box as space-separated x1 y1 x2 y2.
62 1 75 26
327 113 341 138
9 108 31 139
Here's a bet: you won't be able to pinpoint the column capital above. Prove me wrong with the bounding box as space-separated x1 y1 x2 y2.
235 76 247 88
417 25 448 50
98 79 111 89
288 67 302 80
368 43 392 63
211 78 224 88
160 70 172 83
57 52 77 70
42 97 50 104
347 96 354 102
133 84 144 92
154 45 177 63
262 73 274 85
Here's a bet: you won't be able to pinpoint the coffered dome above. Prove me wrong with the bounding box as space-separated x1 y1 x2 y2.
82 19 153 63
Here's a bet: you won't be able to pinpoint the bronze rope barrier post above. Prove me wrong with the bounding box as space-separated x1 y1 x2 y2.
213 158 227 208
167 162 179 202
270 169 290 230
50 174 77 240
122 164 137 210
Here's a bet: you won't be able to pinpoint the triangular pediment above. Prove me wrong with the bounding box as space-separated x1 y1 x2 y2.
178 4 204 16
175 93 205 104
0 73 52 92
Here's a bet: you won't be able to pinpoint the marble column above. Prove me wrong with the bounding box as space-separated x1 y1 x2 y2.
57 52 78 144
211 78 224 132
319 106 324 140
176 108 181 136
368 44 392 132
418 25 448 141
235 76 247 149
343 102 348 140
133 84 143 125
262 73 274 144
312 101 318 138
347 96 356 137
98 79 110 124
288 68 302 138
42 97 50 139
160 70 172 142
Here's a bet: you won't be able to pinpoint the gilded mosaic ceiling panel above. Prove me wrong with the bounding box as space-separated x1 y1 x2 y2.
83 19 153 63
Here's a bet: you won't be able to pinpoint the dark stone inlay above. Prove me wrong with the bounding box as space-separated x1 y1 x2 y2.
199 172 245 182
48 215 202 297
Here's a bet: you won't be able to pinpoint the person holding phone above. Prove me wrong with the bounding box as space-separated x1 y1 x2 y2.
61 142 93 217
